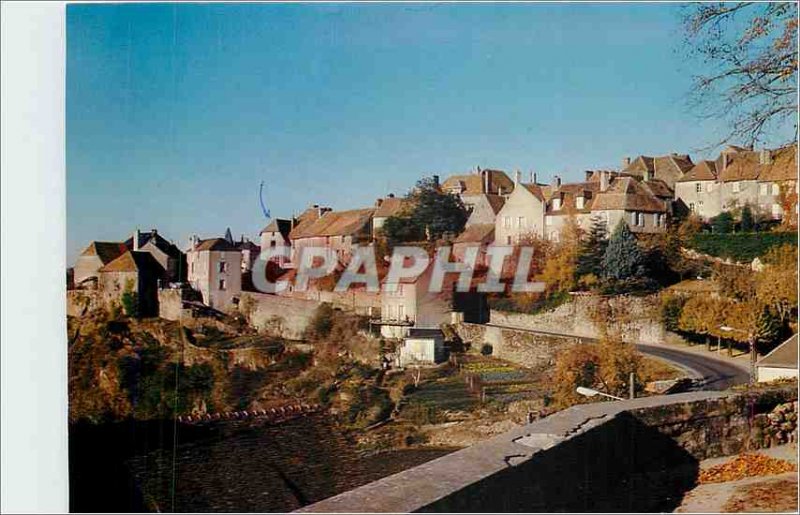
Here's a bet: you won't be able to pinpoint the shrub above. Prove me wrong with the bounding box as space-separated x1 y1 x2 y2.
307 303 335 339
480 344 493 356
711 211 734 234
690 232 797 262
740 204 755 232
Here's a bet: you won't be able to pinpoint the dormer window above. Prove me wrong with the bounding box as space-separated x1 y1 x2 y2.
576 196 584 210
552 198 561 211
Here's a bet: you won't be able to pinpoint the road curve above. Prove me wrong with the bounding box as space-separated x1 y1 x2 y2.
486 323 750 390
636 343 749 391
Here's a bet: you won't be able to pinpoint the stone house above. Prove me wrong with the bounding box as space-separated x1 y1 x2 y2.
73 241 128 288
674 144 797 222
187 236 243 310
235 237 261 273
124 229 186 283
443 168 514 227
97 250 164 316
621 153 694 189
379 262 489 339
372 195 411 237
589 176 669 235
289 207 375 265
494 178 547 244
259 218 293 267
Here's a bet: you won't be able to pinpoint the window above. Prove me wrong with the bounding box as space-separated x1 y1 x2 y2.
550 231 559 242
772 204 782 217
218 279 226 290
552 198 561 211
218 262 228 273
689 203 695 212
397 305 405 320
706 183 713 192
503 216 511 228
506 236 511 244
576 197 584 210
760 183 768 195
698 201 704 209
695 183 702 193
517 216 524 228
732 182 741 193
772 183 780 196
545 216 553 226
654 213 660 227
270 240 276 248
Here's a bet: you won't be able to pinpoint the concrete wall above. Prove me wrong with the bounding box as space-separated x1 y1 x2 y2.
299 387 797 513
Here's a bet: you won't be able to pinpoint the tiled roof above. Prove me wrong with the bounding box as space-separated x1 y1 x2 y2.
124 230 183 258
454 224 494 244
757 334 798 369
623 154 694 183
260 218 292 236
374 197 411 218
640 178 674 199
591 177 668 213
291 208 375 239
441 169 515 196
678 161 718 182
80 241 128 264
546 181 600 214
195 238 238 252
288 207 328 239
98 250 164 274
485 194 506 214
718 151 760 181
758 145 798 182
521 183 545 201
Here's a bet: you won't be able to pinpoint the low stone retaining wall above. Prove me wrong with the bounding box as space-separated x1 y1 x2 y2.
297 385 797 513
490 293 665 344
453 322 580 369
240 292 321 339
178 402 321 425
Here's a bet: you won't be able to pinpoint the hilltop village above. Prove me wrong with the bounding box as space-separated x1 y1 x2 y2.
66 142 799 511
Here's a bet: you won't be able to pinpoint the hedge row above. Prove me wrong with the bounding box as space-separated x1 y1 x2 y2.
689 232 797 262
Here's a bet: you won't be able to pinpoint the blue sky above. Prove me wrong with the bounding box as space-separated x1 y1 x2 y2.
66 2 787 262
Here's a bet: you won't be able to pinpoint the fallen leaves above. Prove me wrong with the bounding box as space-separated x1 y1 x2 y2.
698 453 797 484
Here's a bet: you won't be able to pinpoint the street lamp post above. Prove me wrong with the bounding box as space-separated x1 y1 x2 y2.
576 386 625 401
720 325 756 384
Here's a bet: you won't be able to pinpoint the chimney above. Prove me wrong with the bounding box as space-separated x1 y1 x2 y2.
189 234 199 250
643 169 650 182
483 170 490 193
514 170 521 185
133 229 140 251
533 172 538 184
760 149 772 165
476 165 482 175
600 171 609 192
622 156 631 168
388 193 395 198
551 175 561 189
585 170 594 181
722 153 729 170
432 175 440 188
375 198 384 207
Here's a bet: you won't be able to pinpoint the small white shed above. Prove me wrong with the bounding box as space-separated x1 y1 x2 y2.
398 328 445 367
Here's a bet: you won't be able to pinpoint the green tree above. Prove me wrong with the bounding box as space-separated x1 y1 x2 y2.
602 222 645 280
408 177 468 240
381 214 424 244
576 216 608 280
712 211 734 234
120 279 139 318
740 204 755 232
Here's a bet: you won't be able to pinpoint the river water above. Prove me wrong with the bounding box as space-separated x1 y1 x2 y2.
70 415 454 512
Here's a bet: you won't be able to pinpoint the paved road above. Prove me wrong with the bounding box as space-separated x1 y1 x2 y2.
636 343 749 390
486 323 750 390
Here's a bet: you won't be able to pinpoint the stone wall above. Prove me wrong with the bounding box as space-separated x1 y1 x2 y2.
490 293 665 344
281 290 381 317
299 386 797 513
241 292 321 340
157 289 193 321
66 290 104 317
453 322 579 369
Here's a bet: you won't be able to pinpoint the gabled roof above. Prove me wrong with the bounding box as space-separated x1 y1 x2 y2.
260 218 293 237
623 154 694 184
441 169 515 196
290 208 375 239
547 181 600 214
521 183 545 202
124 230 183 258
80 241 128 264
718 150 761 181
678 160 718 182
98 250 165 274
288 206 329 239
374 197 411 218
757 334 798 369
454 224 495 244
194 238 238 252
485 194 506 214
591 177 668 213
758 145 798 182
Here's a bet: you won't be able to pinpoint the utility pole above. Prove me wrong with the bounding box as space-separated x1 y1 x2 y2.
629 372 635 400
749 334 756 384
